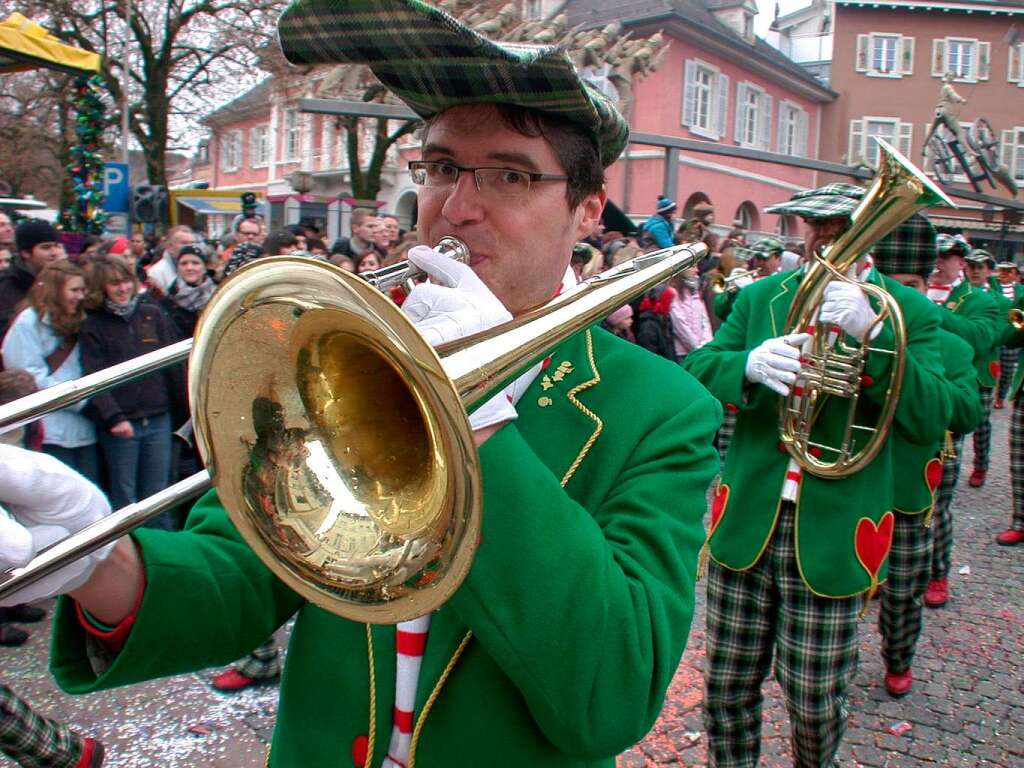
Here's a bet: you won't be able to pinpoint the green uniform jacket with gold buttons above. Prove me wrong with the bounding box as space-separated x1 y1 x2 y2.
685 269 951 598
989 276 1024 347
893 327 981 515
937 280 1001 387
49 328 721 768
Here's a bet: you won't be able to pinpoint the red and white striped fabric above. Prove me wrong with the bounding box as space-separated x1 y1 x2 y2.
927 274 961 305
382 614 432 768
1001 282 1017 301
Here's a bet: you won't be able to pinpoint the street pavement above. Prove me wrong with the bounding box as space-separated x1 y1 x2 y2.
2 408 1022 767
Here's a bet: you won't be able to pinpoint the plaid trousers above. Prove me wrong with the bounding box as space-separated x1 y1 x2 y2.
879 513 932 674
1009 396 1024 531
705 502 860 768
930 434 964 581
717 409 737 467
0 684 84 768
234 638 282 679
972 386 995 471
997 347 1019 402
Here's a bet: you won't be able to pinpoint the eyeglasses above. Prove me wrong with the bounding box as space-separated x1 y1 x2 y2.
408 161 568 198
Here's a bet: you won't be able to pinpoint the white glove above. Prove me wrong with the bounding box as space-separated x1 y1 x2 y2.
744 333 811 397
729 267 753 289
402 245 518 430
819 282 881 341
0 444 114 606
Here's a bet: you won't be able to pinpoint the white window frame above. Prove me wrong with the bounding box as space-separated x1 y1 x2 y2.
856 33 914 78
283 109 300 162
848 116 912 168
1000 127 1024 182
220 130 241 172
777 101 808 157
923 120 981 183
734 81 772 150
250 125 270 168
681 59 729 141
1009 43 1024 86
932 37 990 82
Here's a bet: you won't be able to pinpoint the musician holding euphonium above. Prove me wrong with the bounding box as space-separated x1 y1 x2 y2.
685 177 953 767
0 2 722 767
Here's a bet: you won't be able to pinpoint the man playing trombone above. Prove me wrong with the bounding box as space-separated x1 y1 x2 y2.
686 180 951 767
0 2 721 767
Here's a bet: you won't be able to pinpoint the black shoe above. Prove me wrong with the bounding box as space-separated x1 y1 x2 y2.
0 624 29 646
8 604 45 623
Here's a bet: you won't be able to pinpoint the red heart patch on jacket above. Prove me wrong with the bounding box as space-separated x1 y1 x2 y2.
855 512 894 581
990 361 1002 380
925 457 942 492
710 483 729 535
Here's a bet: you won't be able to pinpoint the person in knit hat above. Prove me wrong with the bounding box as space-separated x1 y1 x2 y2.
870 213 982 698
640 195 677 249
687 182 950 765
0 220 63 335
19 2 721 767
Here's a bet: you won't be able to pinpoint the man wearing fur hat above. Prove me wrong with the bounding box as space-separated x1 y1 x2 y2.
0 219 63 335
869 215 982 698
0 2 721 767
686 183 950 767
922 234 1000 609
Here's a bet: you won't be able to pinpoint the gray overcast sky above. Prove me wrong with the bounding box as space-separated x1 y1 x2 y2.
755 0 813 35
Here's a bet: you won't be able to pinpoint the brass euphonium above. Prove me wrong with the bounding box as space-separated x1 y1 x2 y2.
1009 307 1024 331
779 139 954 478
190 238 706 623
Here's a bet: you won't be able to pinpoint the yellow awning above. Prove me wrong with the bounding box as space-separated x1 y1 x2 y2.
0 13 101 76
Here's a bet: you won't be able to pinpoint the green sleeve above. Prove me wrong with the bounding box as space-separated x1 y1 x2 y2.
944 333 983 434
712 290 736 321
940 290 999 358
51 491 303 693
448 390 719 757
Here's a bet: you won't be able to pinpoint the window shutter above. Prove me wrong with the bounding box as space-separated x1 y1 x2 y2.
931 39 945 77
856 35 869 72
978 41 991 80
759 93 773 150
734 83 747 143
796 110 808 157
848 119 865 164
898 121 914 156
682 60 697 127
1010 44 1022 83
715 73 730 139
777 106 786 153
1001 129 1014 169
900 36 915 75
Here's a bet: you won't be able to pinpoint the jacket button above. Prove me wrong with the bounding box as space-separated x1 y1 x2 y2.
860 374 874 387
352 734 368 766
725 402 738 412
810 446 823 458
778 442 788 453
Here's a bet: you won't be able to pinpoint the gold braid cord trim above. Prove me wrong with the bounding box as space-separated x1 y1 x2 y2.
364 624 377 768
560 330 604 487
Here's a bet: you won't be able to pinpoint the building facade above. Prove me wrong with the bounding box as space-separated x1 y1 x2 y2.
819 0 1024 255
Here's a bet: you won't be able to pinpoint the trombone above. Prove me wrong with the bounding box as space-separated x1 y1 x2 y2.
708 268 758 294
0 239 706 622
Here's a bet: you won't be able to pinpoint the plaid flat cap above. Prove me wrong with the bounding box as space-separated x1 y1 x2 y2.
871 213 936 279
277 0 629 167
751 237 784 257
764 183 865 220
966 248 995 267
997 261 1019 271
936 233 969 255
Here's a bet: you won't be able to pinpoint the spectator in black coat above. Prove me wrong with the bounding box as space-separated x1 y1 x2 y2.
0 220 63 336
160 244 216 338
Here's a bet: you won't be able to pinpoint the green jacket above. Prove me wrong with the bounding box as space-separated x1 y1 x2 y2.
712 289 738 322
685 269 950 597
892 327 981 515
989 276 1024 347
936 280 1001 387
50 328 722 768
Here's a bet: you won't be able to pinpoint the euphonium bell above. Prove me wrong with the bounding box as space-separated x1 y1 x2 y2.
190 238 706 623
779 139 955 478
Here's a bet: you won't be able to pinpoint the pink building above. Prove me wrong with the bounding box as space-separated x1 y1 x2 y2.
820 0 1024 255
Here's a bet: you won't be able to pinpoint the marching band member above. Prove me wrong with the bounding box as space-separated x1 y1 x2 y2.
994 261 1023 409
923 235 1000 609
0 2 721 767
962 249 1011 489
996 287 1024 548
871 216 982 698
686 183 950 767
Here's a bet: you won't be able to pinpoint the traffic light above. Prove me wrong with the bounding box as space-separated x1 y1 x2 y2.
130 185 167 223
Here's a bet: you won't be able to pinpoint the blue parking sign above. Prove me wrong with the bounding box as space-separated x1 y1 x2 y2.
103 163 130 235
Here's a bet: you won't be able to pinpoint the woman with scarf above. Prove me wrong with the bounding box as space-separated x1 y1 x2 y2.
1 261 99 482
160 244 216 337
80 256 186 526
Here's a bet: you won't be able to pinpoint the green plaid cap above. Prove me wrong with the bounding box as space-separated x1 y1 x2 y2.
966 248 995 267
277 0 629 167
750 237 784 257
764 183 865 220
936 233 970 255
871 213 936 279
997 261 1019 271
